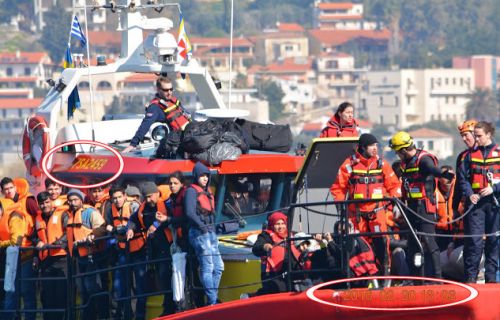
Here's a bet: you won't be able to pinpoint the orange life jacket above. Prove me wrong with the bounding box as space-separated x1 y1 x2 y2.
190 184 215 216
436 182 455 231
67 206 97 257
261 230 301 273
35 208 67 260
168 187 186 239
349 237 379 277
468 145 500 191
0 201 33 248
151 96 190 131
348 155 385 205
138 200 173 244
401 149 439 213
53 195 68 208
111 202 145 252
94 195 110 216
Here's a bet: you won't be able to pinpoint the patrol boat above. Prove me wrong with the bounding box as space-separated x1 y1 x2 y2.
21 0 304 313
20 0 500 318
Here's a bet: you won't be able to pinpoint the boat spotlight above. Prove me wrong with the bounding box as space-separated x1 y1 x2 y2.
143 29 178 65
150 123 169 141
413 252 423 268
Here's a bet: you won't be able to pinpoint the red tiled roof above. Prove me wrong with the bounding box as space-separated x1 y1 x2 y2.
247 57 312 74
302 122 323 131
123 73 157 83
0 77 38 83
408 128 452 138
88 31 122 47
277 23 305 33
191 37 253 48
0 52 49 64
357 119 373 128
0 98 42 109
308 29 391 46
317 2 354 10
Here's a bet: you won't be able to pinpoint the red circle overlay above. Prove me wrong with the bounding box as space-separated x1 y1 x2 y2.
306 275 478 312
41 140 124 189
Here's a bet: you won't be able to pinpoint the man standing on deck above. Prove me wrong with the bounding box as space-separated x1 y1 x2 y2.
389 131 454 278
122 76 191 153
330 133 401 277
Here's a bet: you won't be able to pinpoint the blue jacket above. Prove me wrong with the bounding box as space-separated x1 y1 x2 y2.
184 162 215 233
130 94 188 147
458 142 500 199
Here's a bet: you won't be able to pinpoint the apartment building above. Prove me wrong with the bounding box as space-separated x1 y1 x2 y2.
313 1 377 30
363 68 474 129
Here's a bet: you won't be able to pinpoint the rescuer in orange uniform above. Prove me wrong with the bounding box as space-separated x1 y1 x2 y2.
330 133 401 276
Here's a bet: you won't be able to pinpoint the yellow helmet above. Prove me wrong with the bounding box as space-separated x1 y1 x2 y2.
458 119 477 134
389 131 413 151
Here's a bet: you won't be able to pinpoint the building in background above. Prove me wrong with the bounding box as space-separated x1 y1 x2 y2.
363 68 474 129
453 55 500 90
190 37 255 85
34 0 109 32
408 128 454 160
314 51 368 114
0 51 53 89
313 1 378 30
0 98 42 176
253 22 309 66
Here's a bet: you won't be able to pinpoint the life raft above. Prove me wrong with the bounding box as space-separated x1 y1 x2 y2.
22 116 50 177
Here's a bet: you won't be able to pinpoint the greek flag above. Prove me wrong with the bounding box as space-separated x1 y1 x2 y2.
71 15 87 47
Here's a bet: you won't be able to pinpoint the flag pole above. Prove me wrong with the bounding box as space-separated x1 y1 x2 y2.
83 4 96 143
228 0 234 110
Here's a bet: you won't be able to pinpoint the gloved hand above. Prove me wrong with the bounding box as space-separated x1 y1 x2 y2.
441 170 455 181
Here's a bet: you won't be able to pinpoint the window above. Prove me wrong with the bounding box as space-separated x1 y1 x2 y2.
417 141 423 149
453 78 456 85
445 78 449 85
284 45 294 52
379 96 383 106
97 81 111 89
395 96 399 107
24 67 31 76
445 96 449 104
406 95 411 105
6 67 13 76
460 78 464 86
431 114 435 121
395 114 399 126
380 115 384 124
453 96 456 104
2 110 5 118
79 81 90 89
18 109 22 117
429 140 434 149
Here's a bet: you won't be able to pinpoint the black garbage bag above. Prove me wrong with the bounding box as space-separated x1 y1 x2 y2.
182 120 223 154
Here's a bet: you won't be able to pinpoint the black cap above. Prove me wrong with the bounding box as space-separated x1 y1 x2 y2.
358 133 378 148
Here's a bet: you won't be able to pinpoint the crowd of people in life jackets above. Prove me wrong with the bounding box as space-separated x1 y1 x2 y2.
248 102 498 297
0 161 223 320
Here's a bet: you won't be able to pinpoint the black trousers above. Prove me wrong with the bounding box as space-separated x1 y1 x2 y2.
407 201 442 278
40 256 68 320
463 199 499 282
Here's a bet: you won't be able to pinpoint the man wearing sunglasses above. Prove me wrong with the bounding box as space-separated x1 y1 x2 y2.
123 75 191 153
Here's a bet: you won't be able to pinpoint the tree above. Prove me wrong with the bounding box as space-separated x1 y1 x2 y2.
257 79 285 121
466 89 498 121
39 3 71 65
